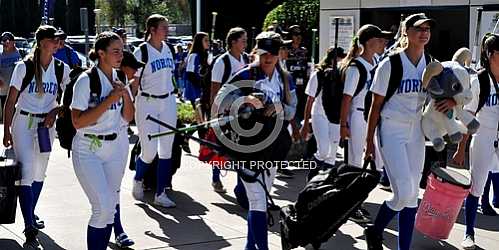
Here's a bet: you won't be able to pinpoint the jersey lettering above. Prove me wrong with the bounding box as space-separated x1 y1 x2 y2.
150 57 174 73
486 93 499 107
27 81 58 95
396 79 423 94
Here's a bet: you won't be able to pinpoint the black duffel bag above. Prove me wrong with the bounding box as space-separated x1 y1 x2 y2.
0 153 21 224
280 159 380 250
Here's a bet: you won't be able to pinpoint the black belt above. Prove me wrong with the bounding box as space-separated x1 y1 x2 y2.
356 108 365 112
141 91 175 99
84 133 117 141
20 110 47 118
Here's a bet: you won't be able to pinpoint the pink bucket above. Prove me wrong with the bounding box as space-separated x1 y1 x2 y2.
415 167 471 240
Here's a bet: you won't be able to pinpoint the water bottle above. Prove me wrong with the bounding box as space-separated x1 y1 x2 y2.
37 122 52 153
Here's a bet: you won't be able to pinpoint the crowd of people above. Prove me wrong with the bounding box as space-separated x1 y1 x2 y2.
1 11 499 250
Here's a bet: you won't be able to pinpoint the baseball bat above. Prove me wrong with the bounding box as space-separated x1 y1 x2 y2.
472 7 483 68
148 115 235 139
146 115 224 151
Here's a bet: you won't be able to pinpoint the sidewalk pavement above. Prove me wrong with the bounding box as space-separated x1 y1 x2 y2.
0 133 498 250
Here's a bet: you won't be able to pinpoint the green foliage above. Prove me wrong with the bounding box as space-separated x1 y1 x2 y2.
263 0 319 33
177 102 196 124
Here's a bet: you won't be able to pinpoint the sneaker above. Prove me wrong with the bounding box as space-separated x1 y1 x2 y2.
212 181 227 193
23 227 39 248
33 215 45 230
116 233 135 248
379 182 392 192
461 234 475 250
277 168 294 179
364 225 383 250
480 204 498 216
350 208 371 224
154 192 176 208
132 180 144 201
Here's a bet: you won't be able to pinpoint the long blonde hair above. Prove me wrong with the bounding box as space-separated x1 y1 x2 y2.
26 44 44 96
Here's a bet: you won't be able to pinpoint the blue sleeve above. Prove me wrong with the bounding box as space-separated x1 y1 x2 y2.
229 67 251 83
71 50 82 66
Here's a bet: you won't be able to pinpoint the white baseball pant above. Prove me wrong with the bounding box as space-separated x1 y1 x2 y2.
347 109 367 168
135 95 177 163
379 117 425 211
72 132 128 228
11 110 55 186
241 167 277 212
469 125 499 197
311 114 340 165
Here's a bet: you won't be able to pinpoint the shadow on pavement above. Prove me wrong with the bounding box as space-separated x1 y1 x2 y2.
38 231 66 250
136 190 231 249
0 239 23 250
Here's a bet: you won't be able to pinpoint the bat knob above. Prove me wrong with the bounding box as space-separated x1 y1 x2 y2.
147 135 152 140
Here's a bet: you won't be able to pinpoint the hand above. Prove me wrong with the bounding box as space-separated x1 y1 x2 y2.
244 95 264 110
43 109 58 128
340 125 350 140
292 127 301 142
300 124 309 141
263 104 283 117
108 83 125 103
450 150 466 168
364 138 375 160
435 98 457 114
3 130 12 148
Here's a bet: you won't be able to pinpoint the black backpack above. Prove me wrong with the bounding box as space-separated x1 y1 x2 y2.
339 59 368 98
200 52 250 110
315 67 342 124
363 52 434 121
476 69 499 114
19 58 64 100
55 67 126 157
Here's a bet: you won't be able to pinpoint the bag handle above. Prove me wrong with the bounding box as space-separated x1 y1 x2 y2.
362 157 376 171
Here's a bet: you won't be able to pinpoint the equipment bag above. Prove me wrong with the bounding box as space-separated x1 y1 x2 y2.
0 151 21 224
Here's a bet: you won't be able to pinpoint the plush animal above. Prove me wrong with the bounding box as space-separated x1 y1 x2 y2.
421 48 480 152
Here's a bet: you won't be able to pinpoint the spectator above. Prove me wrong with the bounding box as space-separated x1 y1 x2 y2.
113 27 133 52
53 29 81 69
0 32 21 119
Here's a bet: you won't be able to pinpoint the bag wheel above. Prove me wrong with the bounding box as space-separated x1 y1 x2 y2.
312 242 321 250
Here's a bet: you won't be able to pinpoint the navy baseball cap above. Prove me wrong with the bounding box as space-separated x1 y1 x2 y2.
35 25 64 43
255 31 283 56
404 13 436 29
121 51 145 70
1 32 14 41
358 24 393 44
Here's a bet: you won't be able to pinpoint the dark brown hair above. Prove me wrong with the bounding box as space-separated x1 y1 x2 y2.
88 32 122 61
144 14 168 41
225 27 246 50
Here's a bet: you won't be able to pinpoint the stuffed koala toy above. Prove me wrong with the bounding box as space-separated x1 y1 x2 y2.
421 48 480 152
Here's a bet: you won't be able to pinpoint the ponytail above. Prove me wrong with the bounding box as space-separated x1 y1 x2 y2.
144 14 168 41
339 36 361 71
27 45 44 96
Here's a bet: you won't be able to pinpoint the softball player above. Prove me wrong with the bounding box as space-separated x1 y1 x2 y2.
3 25 70 247
339 24 389 224
452 33 499 250
132 14 177 208
184 32 209 106
364 14 441 250
71 32 134 250
224 31 296 250
301 48 341 168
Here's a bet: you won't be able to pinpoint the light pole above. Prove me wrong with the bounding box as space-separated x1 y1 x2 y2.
65 0 69 32
311 28 317 63
94 8 102 34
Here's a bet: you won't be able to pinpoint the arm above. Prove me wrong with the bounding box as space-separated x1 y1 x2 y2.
339 94 352 140
210 81 221 106
282 90 297 121
71 85 124 129
3 87 18 147
300 96 314 139
365 93 384 159
121 86 135 122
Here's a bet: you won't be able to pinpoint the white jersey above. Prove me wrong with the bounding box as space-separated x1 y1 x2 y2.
211 52 247 83
465 74 499 130
133 41 175 94
371 51 427 121
10 58 70 113
71 68 125 135
343 57 375 111
305 70 325 116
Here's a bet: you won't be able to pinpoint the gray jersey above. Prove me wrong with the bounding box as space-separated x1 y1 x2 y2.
0 49 21 95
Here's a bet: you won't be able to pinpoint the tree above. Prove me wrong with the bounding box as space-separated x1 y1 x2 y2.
263 0 319 33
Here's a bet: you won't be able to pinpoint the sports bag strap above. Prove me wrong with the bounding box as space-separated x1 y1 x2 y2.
386 53 403 101
362 157 376 171
138 43 148 91
88 67 102 98
477 69 491 113
221 54 231 84
20 59 35 94
352 59 367 97
54 59 64 86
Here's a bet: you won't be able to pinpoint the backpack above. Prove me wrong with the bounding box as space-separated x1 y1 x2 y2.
137 42 176 91
362 52 434 121
315 67 342 124
200 52 250 111
55 66 126 157
19 58 64 100
476 69 499 114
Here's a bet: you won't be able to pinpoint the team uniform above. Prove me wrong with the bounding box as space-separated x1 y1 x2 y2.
183 52 202 103
71 67 129 249
342 57 375 167
10 58 70 229
462 72 499 243
132 42 177 206
212 52 248 84
305 71 340 166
